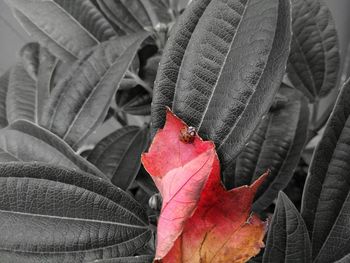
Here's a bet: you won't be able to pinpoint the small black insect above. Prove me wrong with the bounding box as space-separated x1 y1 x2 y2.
180 126 196 143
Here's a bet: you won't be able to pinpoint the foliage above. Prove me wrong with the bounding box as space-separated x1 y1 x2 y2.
0 0 347 262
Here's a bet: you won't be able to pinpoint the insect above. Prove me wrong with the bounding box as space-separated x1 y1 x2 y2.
180 126 196 143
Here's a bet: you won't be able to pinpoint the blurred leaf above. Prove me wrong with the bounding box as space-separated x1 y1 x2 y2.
287 0 340 101
88 125 149 189
19 42 39 81
0 162 151 262
235 85 309 212
41 32 150 149
6 0 117 62
123 93 152 116
0 120 105 179
0 70 10 128
263 192 311 263
151 0 292 174
302 78 350 261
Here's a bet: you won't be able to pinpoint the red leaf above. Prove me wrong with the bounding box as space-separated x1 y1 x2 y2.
142 109 267 262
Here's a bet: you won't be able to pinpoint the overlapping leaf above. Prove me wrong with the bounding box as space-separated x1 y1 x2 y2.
263 192 311 263
287 0 340 101
151 0 292 174
0 70 10 128
88 125 149 189
142 110 267 262
6 0 116 62
97 0 172 34
6 43 57 125
235 85 309 212
41 32 150 149
302 78 350 262
0 162 151 263
0 120 105 179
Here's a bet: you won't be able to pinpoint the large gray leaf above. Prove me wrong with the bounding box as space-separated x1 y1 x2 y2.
0 162 151 263
287 0 340 101
235 85 309 212
88 126 149 190
301 78 350 261
6 0 116 62
151 0 292 174
0 120 105 179
6 43 58 125
41 32 150 150
263 192 311 263
97 0 172 34
0 70 10 128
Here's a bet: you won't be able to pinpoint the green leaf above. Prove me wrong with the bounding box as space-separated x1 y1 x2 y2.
41 32 150 150
234 85 309 212
151 0 292 174
6 43 57 125
97 0 172 34
301 78 350 261
263 192 312 263
0 70 10 128
336 254 350 263
287 0 340 101
88 126 149 190
0 120 105 179
117 86 152 116
0 162 151 262
6 0 116 62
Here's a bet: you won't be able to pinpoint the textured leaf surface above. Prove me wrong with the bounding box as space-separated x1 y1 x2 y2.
0 120 105 179
143 110 267 262
151 0 292 173
0 70 9 128
302 78 350 261
263 192 311 263
7 44 57 125
287 0 340 101
0 162 150 263
41 33 150 149
7 0 116 62
88 126 149 189
235 86 309 212
97 0 172 34
7 61 37 123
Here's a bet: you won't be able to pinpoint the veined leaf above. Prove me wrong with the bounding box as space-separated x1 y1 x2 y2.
0 162 151 263
151 0 292 174
263 192 311 263
7 43 57 125
287 0 340 101
97 0 172 34
88 125 149 190
6 0 116 62
235 85 309 212
0 70 10 128
302 78 350 261
0 120 105 179
41 32 150 150
7 61 37 123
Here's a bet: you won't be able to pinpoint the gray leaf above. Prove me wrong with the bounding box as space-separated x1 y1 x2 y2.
0 162 150 263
